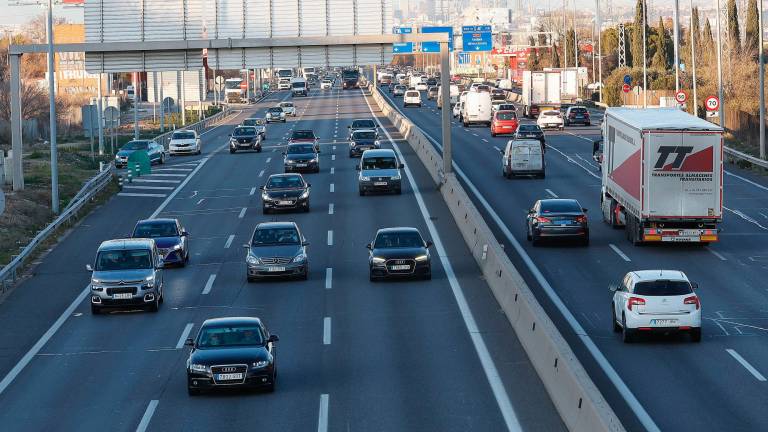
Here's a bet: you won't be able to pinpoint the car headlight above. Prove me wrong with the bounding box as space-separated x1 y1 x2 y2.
374 140 381 147
292 253 307 263
415 254 429 262
286 159 296 164
247 255 260 265
252 360 270 368
262 192 270 200
143 275 155 288
189 363 208 373
91 284 103 291
371 257 386 264
360 175 370 181
172 244 183 251
300 190 310 199
391 174 401 181
350 141 356 147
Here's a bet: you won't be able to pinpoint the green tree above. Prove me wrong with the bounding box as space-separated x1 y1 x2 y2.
744 0 759 58
726 0 740 52
551 43 561 68
528 37 541 70
651 17 669 70
701 17 715 62
630 0 648 68
564 28 576 67
537 24 548 47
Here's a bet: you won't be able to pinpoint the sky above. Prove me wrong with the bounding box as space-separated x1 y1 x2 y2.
2 1 83 28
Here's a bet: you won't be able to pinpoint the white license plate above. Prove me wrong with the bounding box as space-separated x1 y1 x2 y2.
296 163 307 167
216 373 243 381
650 319 678 326
267 266 286 272
374 181 388 186
391 265 410 270
278 201 293 205
662 236 698 242
113 293 132 299
503 126 513 129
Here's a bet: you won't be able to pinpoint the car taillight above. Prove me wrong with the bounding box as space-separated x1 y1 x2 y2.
684 296 700 310
627 297 646 311
584 112 590 118
569 113 576 118
574 215 587 223
536 217 551 223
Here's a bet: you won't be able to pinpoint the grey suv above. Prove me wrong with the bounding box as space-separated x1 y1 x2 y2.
243 222 309 282
356 149 403 195
87 238 165 314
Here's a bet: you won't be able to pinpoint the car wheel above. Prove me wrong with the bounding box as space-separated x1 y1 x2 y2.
349 151 354 158
369 271 377 282
257 146 262 153
531 232 541 246
582 234 590 246
622 316 634 343
263 206 270 214
395 187 402 195
230 148 236 154
491 132 496 137
612 305 621 332
159 153 166 164
691 327 702 343
586 122 591 126
359 188 365 196
539 171 546 179
526 224 532 241
265 372 277 392
91 304 102 315
304 202 310 213
300 269 308 280
188 386 200 396
147 297 159 312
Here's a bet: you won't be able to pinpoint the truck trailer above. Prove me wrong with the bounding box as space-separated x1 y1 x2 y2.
522 70 561 118
600 108 723 244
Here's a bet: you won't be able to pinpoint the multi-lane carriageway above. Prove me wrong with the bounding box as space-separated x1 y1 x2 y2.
0 86 566 431
378 86 768 432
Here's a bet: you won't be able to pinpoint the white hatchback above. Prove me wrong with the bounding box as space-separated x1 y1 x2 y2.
537 110 564 130
168 129 201 155
610 270 702 343
321 79 333 90
404 90 422 108
415 82 428 91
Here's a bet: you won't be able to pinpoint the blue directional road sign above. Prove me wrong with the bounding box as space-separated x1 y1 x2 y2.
462 25 493 52
393 42 414 54
393 26 412 34
458 52 471 65
623 74 632 85
421 42 440 53
421 26 454 52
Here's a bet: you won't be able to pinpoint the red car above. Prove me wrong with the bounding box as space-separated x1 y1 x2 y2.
491 110 519 137
289 130 319 151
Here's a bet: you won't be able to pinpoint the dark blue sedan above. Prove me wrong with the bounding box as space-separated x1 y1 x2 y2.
132 218 190 266
115 140 167 168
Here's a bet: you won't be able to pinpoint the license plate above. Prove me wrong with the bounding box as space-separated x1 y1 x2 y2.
216 373 243 381
391 265 410 270
278 200 293 205
296 163 307 167
503 126 512 129
560 223 568 226
374 181 388 186
650 319 678 326
267 266 285 272
113 293 132 299
662 236 698 242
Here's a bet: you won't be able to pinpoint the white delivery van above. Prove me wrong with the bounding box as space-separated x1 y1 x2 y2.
437 84 460 109
461 91 493 127
501 139 545 179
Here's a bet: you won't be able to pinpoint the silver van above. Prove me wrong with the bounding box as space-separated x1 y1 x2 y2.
501 139 545 179
356 149 404 195
87 238 165 314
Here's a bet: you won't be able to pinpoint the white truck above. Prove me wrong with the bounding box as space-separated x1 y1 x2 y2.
461 91 492 127
522 70 561 118
437 84 460 109
224 78 245 103
600 108 723 245
290 77 308 96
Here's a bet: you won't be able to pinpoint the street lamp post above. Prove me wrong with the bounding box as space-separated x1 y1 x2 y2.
690 0 698 117
716 0 725 124
673 0 681 92
760 0 765 159
46 0 59 214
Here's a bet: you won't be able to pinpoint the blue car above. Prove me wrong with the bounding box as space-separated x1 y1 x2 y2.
115 140 167 168
132 218 190 266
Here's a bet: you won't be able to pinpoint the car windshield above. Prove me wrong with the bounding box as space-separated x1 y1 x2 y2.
267 176 304 189
499 105 515 110
224 81 241 90
242 119 257 126
287 144 315 154
570 108 588 114
233 127 256 136
280 102 294 108
291 82 305 88
374 231 424 248
291 131 315 140
95 249 153 271
405 91 419 97
172 132 195 140
518 125 541 133
197 325 264 348
497 112 517 120
352 120 376 129
268 108 283 113
634 280 693 296
362 156 397 170
122 141 149 150
540 200 582 213
543 111 560 116
353 131 376 140
133 222 178 238
251 228 300 245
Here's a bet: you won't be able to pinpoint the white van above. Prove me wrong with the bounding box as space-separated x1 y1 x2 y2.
437 84 460 109
403 90 422 107
501 139 545 179
461 91 492 127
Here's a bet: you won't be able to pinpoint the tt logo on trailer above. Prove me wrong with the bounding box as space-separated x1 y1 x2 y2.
654 146 694 170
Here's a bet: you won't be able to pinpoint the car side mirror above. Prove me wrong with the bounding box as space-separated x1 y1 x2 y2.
302 241 310 246
609 283 619 292
425 240 433 248
259 185 265 190
355 165 361 171
185 338 195 347
243 243 250 249
399 163 404 169
347 125 351 128
582 208 588 212
268 334 280 343
306 183 311 187
182 230 189 236
86 264 93 272
282 152 287 156
691 282 699 290
156 258 165 268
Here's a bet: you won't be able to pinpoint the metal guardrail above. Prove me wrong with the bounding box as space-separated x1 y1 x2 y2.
724 146 768 169
153 105 233 148
0 165 114 294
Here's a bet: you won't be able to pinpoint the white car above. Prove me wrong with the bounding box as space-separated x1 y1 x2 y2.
403 90 422 108
610 270 701 343
320 79 333 90
537 110 565 130
279 102 296 116
266 107 286 123
415 82 428 91
168 129 201 155
453 101 464 118
278 79 291 90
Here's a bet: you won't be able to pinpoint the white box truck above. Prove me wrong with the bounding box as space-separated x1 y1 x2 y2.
461 91 492 127
600 108 723 245
522 70 561 118
437 84 460 109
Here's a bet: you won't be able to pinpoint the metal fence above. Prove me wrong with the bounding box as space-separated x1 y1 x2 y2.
153 106 232 148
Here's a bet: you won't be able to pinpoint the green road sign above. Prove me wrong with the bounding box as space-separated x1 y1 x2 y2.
128 150 151 177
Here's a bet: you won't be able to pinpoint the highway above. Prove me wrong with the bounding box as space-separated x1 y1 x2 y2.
0 86 564 431
378 87 768 431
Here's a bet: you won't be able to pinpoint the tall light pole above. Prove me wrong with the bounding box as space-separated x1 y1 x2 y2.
563 0 568 67
46 0 59 214
573 0 579 68
597 0 603 102
643 0 647 107
759 0 765 159
690 0 698 117
716 0 725 124
673 0 681 92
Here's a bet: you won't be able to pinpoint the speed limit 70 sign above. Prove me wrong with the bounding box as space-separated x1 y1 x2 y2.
705 96 720 111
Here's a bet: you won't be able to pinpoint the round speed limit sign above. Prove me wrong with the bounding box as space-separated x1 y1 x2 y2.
705 96 720 111
675 91 687 104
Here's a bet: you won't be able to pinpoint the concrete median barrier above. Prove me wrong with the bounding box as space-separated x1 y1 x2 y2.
369 85 624 432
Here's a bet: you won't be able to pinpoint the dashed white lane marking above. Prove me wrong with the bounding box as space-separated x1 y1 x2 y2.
117 193 168 198
266 157 272 163
545 189 558 198
145 173 187 177
224 234 235 249
707 248 727 261
330 167 335 175
327 230 333 246
258 169 265 177
329 183 335 193
328 203 334 215
726 349 767 381
493 146 502 152
250 187 256 196
196 198 205 205
238 207 247 218
325 268 332 289
136 400 159 432
153 168 193 172
201 274 217 295
481 138 489 143
323 317 332 345
331 154 336 161
317 394 329 432
131 179 181 184
546 145 601 180
609 244 631 262
175 323 194 349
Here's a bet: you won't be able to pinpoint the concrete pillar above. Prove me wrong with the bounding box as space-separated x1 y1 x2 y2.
97 72 104 155
159 71 165 132
180 71 187 126
440 41 452 176
10 54 24 191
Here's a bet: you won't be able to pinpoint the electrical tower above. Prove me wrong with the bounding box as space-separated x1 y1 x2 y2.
618 22 626 67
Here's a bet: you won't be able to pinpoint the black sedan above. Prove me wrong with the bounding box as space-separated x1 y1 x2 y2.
186 317 279 395
367 227 432 281
283 143 320 173
132 218 190 266
514 124 546 147
348 129 380 157
526 199 589 246
261 173 310 213
229 126 262 153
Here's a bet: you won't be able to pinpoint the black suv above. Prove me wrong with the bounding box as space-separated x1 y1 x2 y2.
229 126 262 153
283 143 320 173
260 174 311 213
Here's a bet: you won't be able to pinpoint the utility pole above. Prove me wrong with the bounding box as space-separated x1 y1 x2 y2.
563 0 568 67
673 0 680 92
133 71 139 139
440 41 452 176
716 0 725 124
690 0 698 117
597 0 603 102
573 0 578 68
642 0 647 108
97 73 104 154
760 0 765 159
46 0 59 214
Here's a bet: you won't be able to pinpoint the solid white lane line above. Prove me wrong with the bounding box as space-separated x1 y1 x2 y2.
196 199 205 205
201 274 217 295
249 187 256 196
123 186 175 191
546 145 601 180
317 394 329 432
118 193 167 198
136 400 159 432
325 268 332 289
361 89 523 432
328 203 334 215
330 167 335 174
258 169 265 177
725 170 768 193
176 323 194 349
224 234 235 249
266 157 272 163
238 207 247 218
726 349 767 381
609 244 632 262
153 168 194 172
327 230 333 246
707 248 727 261
545 188 558 198
323 317 332 345
329 183 335 193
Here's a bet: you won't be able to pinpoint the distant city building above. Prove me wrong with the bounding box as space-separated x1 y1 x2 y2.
53 23 103 95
